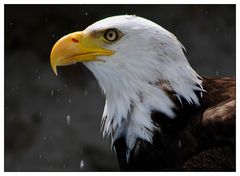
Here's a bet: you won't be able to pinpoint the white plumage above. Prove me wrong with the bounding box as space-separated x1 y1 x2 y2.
83 15 203 152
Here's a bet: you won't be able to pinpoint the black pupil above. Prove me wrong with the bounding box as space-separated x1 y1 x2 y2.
107 30 116 40
105 30 117 41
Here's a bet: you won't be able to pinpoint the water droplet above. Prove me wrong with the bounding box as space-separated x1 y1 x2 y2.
39 154 42 159
51 90 54 96
38 76 41 80
68 98 72 103
66 115 71 125
43 136 47 141
85 12 88 16
84 90 88 96
52 34 55 38
216 71 219 76
39 111 42 117
204 10 208 14
80 160 84 169
178 140 181 148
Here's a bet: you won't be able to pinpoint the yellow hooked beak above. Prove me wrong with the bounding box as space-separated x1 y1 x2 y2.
50 31 114 76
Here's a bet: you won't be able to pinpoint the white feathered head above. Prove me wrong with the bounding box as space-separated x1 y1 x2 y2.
51 15 203 151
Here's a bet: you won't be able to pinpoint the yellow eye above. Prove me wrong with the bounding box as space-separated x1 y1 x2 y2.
104 29 118 42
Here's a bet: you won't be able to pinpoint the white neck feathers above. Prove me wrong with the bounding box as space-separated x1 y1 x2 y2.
84 47 203 152
83 15 204 152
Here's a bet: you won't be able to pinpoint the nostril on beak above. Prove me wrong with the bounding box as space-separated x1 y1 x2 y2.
72 38 79 43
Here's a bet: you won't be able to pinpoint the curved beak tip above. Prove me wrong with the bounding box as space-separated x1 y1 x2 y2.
51 58 58 76
53 66 58 76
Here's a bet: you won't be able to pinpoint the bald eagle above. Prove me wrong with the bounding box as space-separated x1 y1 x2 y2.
50 15 235 171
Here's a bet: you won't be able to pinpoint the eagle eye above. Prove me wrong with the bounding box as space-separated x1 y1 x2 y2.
104 29 118 42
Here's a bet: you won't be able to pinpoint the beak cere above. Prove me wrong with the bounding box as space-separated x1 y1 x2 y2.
50 31 114 76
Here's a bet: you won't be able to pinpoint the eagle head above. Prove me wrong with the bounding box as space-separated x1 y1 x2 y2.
50 15 203 151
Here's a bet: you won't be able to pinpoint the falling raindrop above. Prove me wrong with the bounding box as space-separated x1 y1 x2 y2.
178 140 182 148
216 71 219 76
56 97 60 103
66 115 71 126
43 136 47 141
38 76 41 80
68 98 72 103
84 90 88 96
39 154 42 159
80 160 84 169
204 10 208 15
52 34 55 38
85 12 88 16
51 89 54 96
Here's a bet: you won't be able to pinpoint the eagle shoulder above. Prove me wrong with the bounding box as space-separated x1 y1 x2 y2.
201 77 235 125
113 77 236 171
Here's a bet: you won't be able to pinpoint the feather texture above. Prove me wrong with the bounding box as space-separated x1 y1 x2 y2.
84 15 203 152
114 77 235 170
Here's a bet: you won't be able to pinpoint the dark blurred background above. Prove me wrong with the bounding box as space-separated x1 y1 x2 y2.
4 5 235 171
